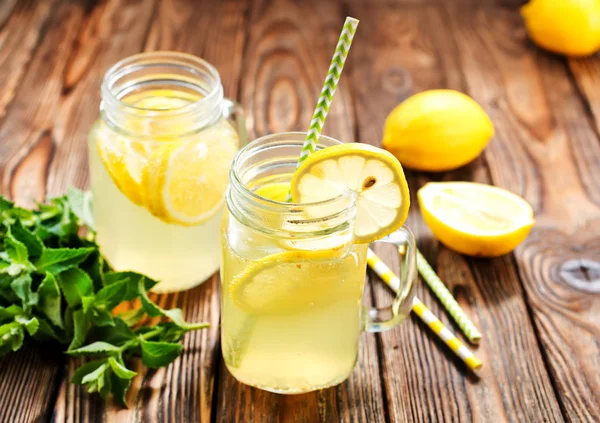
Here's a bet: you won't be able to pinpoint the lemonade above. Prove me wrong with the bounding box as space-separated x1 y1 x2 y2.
89 53 243 293
221 187 368 392
220 133 416 393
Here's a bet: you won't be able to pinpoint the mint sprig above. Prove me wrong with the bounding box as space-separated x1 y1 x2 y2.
0 188 209 406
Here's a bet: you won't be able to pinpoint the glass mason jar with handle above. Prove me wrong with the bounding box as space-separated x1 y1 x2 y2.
89 52 245 293
221 132 417 394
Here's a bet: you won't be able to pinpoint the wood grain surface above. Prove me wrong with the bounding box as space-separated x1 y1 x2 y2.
0 0 598 422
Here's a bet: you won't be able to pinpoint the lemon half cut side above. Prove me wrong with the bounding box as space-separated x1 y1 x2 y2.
418 182 535 257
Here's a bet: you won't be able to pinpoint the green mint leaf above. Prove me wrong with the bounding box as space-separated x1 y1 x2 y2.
81 295 116 328
81 251 105 292
57 268 94 308
43 198 79 238
68 341 121 356
104 272 157 300
90 308 115 328
89 317 135 346
4 226 29 264
118 308 145 327
67 187 95 230
162 308 209 332
15 315 39 336
34 317 66 343
34 247 93 274
10 273 37 309
0 196 14 212
71 359 106 384
0 305 22 322
10 220 43 258
94 280 128 310
36 202 61 222
0 262 28 278
81 362 109 384
81 296 95 314
139 288 162 318
137 278 207 331
98 370 112 401
151 322 185 343
108 357 137 379
36 272 63 328
109 371 131 407
0 322 24 352
140 340 182 369
68 309 89 351
7 206 35 227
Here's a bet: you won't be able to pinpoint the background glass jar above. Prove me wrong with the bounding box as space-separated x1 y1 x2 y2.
221 133 416 393
89 52 245 293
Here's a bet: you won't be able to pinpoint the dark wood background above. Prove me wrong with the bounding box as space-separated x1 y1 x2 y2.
0 0 599 422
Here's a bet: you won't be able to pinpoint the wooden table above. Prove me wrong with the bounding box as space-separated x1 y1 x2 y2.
0 0 598 421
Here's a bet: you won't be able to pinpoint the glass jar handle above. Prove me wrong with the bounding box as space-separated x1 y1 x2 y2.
222 98 247 147
364 226 417 332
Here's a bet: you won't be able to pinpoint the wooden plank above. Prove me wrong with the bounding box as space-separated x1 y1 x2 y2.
0 0 93 204
215 0 386 421
50 0 249 422
0 2 91 422
568 57 600 144
0 0 57 121
0 0 158 421
441 2 600 420
347 1 565 422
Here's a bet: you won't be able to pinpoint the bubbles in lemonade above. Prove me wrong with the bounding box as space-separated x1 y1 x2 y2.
89 89 239 293
220 181 368 393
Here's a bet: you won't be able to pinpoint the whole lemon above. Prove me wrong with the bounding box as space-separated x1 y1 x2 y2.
382 90 494 172
522 0 600 57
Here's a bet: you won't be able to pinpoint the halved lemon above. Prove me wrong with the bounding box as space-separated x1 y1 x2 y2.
290 143 410 243
142 120 239 226
229 248 359 315
418 182 535 257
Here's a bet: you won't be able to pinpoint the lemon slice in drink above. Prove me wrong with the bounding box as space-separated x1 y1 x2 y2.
230 248 356 315
142 120 239 225
418 182 535 257
290 144 410 243
96 135 152 206
255 182 291 202
96 92 194 207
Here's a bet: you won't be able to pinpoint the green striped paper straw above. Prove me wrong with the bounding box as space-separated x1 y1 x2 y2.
417 249 482 344
286 16 359 201
230 17 360 369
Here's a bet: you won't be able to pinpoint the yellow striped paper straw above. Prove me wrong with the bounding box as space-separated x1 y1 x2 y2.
367 249 482 372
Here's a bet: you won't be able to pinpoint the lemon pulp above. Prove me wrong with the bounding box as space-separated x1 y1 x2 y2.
418 182 535 257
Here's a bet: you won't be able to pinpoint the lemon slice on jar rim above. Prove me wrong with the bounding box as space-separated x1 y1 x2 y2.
290 143 410 244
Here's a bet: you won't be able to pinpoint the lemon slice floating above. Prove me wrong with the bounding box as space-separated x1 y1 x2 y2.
96 92 193 208
254 182 291 203
418 182 535 257
290 143 410 243
142 121 238 226
96 135 152 207
229 248 357 315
